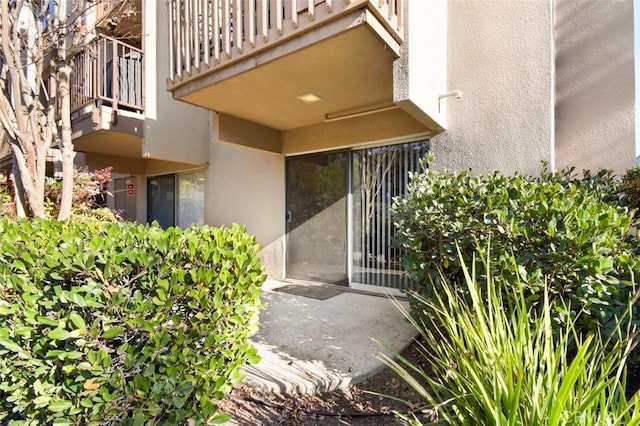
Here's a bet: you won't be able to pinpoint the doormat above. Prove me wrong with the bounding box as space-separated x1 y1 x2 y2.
275 285 344 300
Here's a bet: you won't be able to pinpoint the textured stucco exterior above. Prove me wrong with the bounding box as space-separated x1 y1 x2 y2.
142 1 210 165
430 0 555 175
282 108 428 155
554 0 635 177
207 119 286 278
394 0 448 131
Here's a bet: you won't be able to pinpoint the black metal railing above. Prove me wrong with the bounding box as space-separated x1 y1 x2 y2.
71 35 144 114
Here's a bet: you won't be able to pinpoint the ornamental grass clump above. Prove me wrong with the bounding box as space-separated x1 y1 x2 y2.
379 250 640 425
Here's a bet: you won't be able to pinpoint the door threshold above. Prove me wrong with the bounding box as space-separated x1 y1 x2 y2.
282 278 409 301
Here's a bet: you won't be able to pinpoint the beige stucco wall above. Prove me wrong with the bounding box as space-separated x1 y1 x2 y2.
430 0 554 175
394 0 448 132
142 1 210 164
282 108 428 155
218 114 281 153
207 127 285 278
84 153 145 175
555 0 635 177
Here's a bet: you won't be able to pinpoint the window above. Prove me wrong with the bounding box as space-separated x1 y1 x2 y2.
147 171 205 228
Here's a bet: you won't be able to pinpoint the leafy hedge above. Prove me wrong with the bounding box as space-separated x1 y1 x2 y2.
622 166 640 211
392 166 638 336
0 219 265 425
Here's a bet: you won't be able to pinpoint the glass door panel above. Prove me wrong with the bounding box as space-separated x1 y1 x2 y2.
177 171 205 228
286 151 348 284
352 141 430 289
147 174 175 229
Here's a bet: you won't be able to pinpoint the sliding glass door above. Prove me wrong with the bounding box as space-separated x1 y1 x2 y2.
352 141 430 289
285 140 429 289
286 151 349 284
147 174 175 229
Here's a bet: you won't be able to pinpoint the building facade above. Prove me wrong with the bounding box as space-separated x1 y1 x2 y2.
4 0 632 291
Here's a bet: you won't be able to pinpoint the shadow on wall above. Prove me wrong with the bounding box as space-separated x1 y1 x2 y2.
554 0 635 175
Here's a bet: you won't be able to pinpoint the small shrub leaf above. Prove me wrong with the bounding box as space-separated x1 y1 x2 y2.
211 413 233 424
100 326 125 339
48 328 70 340
83 380 100 391
69 312 86 330
49 400 73 413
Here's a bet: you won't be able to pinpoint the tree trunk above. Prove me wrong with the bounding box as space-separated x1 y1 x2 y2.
57 65 75 220
10 142 46 218
11 154 26 218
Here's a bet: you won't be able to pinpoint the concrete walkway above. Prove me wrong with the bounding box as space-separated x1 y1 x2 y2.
240 280 417 394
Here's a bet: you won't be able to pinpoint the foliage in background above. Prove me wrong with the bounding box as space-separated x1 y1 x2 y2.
0 219 265 425
379 251 640 425
622 167 640 211
46 167 117 220
0 171 14 217
0 167 117 221
392 165 638 336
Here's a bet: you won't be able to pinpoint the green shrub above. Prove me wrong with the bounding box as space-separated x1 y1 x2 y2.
392 166 638 335
379 251 640 425
622 166 640 211
69 205 121 223
0 171 13 217
0 218 265 425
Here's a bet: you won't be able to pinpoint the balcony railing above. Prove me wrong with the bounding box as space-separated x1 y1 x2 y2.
71 36 144 114
168 0 404 88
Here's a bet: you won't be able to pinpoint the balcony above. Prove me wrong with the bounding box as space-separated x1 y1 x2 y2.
167 0 405 131
70 36 144 159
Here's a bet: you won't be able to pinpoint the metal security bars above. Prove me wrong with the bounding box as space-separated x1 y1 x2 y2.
352 140 429 289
